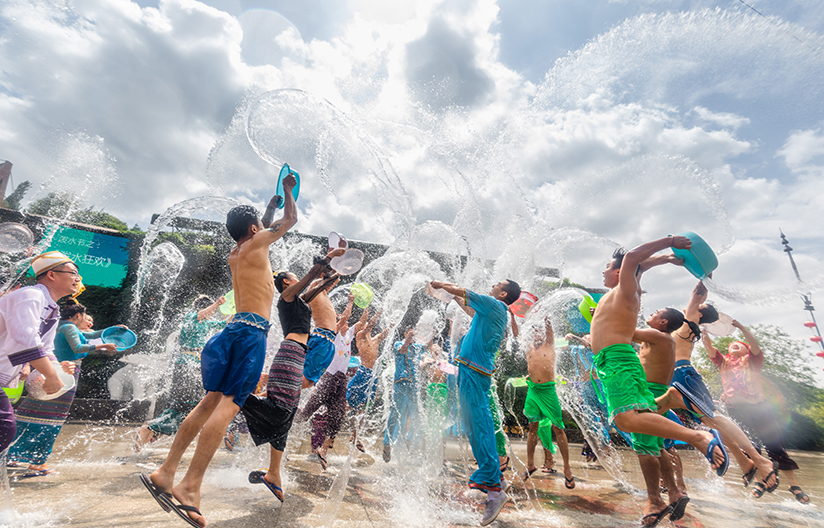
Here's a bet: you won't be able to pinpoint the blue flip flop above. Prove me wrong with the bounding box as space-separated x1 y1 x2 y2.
249 469 284 503
672 381 715 419
705 429 729 477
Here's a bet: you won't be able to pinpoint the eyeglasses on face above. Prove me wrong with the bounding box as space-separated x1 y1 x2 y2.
51 270 81 279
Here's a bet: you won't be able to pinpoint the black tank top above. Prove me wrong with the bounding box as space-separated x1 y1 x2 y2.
277 295 312 336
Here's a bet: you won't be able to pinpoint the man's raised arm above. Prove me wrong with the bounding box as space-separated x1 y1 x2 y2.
282 248 344 303
619 236 692 294
685 279 709 322
258 173 298 243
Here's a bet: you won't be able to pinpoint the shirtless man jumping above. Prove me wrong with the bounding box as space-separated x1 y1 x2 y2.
142 174 298 528
631 308 695 525
590 237 729 525
654 281 777 493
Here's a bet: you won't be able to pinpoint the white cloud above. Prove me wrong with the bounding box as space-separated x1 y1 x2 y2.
1 0 823 361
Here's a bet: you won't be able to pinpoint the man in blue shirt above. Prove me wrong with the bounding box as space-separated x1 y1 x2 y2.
382 327 424 462
429 279 520 526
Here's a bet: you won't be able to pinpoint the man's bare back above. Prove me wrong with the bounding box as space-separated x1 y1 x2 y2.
635 328 676 386
526 317 555 384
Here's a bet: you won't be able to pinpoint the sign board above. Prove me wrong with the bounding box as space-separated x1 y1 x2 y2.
32 226 130 288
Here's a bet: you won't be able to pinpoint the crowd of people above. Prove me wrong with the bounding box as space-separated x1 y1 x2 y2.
0 173 810 528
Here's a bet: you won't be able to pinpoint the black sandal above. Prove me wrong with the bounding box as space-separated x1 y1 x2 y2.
751 481 767 499
741 465 757 487
789 486 810 504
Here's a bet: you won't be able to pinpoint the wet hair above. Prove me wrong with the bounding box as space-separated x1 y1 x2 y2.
226 205 260 241
274 271 289 293
698 304 719 325
661 307 701 342
193 295 214 311
61 298 86 320
611 248 627 269
501 280 521 306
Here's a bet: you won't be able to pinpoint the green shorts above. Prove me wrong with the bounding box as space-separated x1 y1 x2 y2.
630 382 669 457
426 382 449 436
592 343 657 422
524 379 564 454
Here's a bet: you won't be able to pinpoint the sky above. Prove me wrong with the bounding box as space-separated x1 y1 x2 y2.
1 0 824 379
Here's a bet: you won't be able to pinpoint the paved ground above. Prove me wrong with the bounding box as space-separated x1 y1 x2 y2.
0 423 821 527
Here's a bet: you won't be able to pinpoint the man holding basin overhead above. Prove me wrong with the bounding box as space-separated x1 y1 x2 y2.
141 173 298 528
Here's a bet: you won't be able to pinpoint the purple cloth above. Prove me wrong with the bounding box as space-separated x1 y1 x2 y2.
0 391 16 453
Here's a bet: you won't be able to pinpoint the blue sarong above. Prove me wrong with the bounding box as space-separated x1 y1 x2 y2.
201 312 270 408
303 328 336 383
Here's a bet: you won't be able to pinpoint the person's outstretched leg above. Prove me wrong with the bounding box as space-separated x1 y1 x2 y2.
638 454 669 525
613 411 726 470
171 395 240 526
552 425 574 487
150 392 223 493
524 422 538 476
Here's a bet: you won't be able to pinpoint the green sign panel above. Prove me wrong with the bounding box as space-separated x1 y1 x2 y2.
37 226 130 288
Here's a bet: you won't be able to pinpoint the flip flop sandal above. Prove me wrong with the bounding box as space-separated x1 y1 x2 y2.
139 473 172 513
789 486 810 504
742 466 757 487
316 452 328 470
641 504 673 528
704 429 729 477
499 456 510 472
751 481 767 499
669 495 690 521
249 469 284 503
159 495 204 528
764 461 780 493
521 467 537 480
564 476 575 489
355 440 366 453
223 433 239 452
541 467 557 474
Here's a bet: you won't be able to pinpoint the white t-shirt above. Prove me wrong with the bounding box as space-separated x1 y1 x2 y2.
0 284 60 387
327 327 355 375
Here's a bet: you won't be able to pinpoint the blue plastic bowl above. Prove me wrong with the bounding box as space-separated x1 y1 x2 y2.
101 327 138 351
275 163 301 209
671 231 718 280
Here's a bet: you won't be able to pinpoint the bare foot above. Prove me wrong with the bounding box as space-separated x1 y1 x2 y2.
171 485 205 527
149 468 174 495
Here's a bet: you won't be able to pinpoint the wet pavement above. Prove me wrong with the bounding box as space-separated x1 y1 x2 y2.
1 423 822 527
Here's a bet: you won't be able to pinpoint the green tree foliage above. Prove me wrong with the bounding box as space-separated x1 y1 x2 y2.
4 180 31 210
26 192 138 233
27 191 81 218
71 207 130 232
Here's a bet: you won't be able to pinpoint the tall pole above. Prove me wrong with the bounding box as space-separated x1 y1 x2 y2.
780 229 824 353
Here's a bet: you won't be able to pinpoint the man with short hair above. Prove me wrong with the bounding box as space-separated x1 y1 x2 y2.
591 238 729 526
631 307 694 524
0 251 79 454
144 174 298 527
429 279 520 526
